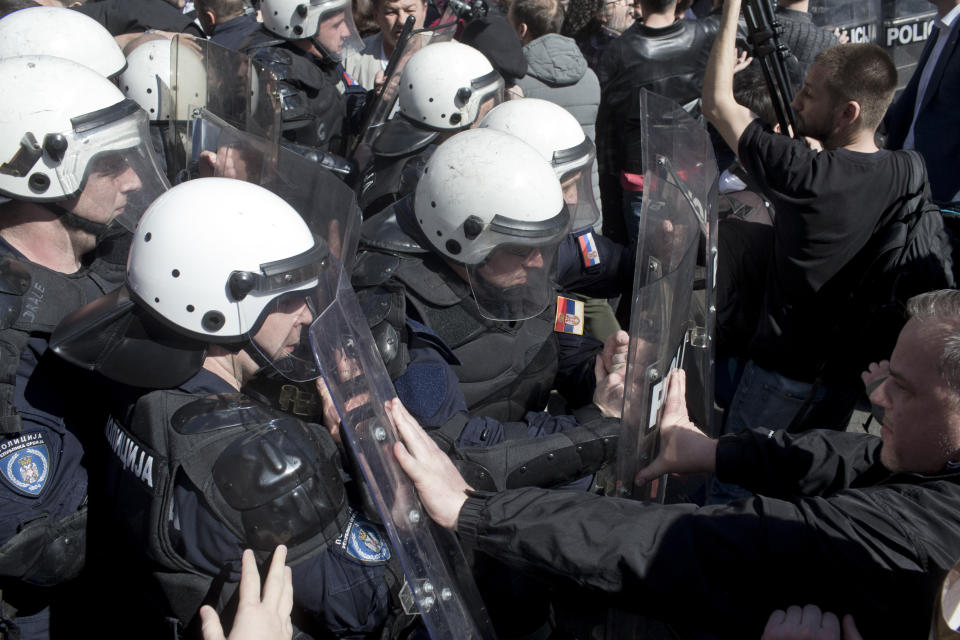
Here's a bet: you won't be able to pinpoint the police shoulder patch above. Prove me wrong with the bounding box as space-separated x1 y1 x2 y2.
0 432 50 497
335 510 391 564
554 296 585 336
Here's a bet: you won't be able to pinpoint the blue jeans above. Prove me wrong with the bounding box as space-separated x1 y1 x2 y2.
708 360 826 504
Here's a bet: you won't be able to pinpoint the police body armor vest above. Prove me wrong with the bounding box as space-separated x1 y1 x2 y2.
106 390 351 626
0 248 124 591
357 146 432 219
241 29 347 155
354 241 559 423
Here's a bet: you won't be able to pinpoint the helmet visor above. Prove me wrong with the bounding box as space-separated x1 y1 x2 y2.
466 70 504 128
312 1 363 60
245 245 341 381
554 137 600 231
463 203 570 321
57 99 170 232
465 240 563 321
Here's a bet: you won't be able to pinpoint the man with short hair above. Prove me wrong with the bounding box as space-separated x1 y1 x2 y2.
344 0 427 90
701 0 953 462
0 54 168 640
194 0 258 49
391 289 960 639
883 0 960 205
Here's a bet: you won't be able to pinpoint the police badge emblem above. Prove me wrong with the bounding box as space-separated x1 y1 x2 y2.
0 432 50 497
336 510 391 563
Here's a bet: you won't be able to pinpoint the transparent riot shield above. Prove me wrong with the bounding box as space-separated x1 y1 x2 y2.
610 89 718 503
166 35 281 178
186 109 361 271
308 259 497 640
809 0 882 44
350 19 459 166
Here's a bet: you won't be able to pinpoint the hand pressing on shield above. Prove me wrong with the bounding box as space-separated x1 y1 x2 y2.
391 398 471 530
635 369 717 487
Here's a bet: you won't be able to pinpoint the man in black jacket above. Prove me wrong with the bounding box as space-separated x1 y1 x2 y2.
390 288 960 639
594 0 714 247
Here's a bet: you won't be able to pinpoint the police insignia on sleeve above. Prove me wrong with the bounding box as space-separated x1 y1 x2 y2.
336 510 391 563
0 432 49 497
554 296 585 336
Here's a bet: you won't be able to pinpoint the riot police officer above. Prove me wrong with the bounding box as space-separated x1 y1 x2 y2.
0 6 126 79
356 127 631 422
0 55 169 639
356 40 504 218
50 178 409 639
239 0 365 156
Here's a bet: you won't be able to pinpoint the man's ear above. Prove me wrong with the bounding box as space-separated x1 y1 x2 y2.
840 100 862 128
199 9 216 34
516 22 528 41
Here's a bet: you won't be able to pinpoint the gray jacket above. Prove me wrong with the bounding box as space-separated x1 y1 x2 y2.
517 33 600 143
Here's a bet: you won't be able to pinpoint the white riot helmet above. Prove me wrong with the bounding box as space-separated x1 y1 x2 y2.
119 39 173 122
398 41 504 132
0 7 126 79
480 98 600 230
260 0 361 61
128 177 332 381
406 129 569 321
0 56 169 232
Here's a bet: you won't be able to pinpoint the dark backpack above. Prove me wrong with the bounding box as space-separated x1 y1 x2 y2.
829 149 956 380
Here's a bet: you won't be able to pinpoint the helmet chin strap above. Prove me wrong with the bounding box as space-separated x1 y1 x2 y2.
44 202 112 241
312 35 341 64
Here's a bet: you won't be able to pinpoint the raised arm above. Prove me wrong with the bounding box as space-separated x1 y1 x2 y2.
702 0 757 154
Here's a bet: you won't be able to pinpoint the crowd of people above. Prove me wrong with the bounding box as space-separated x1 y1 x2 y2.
0 0 958 639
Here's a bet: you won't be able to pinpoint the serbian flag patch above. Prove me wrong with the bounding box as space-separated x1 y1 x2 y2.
554 296 585 335
576 231 601 268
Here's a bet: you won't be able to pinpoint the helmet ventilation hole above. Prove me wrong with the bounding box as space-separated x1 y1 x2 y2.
202 311 226 332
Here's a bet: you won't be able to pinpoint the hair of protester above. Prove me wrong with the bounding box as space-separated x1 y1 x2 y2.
560 0 602 38
371 0 426 11
194 0 248 19
813 43 897 131
733 66 777 128
907 289 960 399
640 0 675 14
510 0 564 39
0 0 38 17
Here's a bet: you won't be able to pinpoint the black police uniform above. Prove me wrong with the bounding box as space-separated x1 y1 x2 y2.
240 28 350 156
100 367 408 638
0 237 123 640
354 200 633 423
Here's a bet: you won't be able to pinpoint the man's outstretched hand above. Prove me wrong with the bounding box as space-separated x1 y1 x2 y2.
636 370 717 487
200 546 293 640
391 399 472 530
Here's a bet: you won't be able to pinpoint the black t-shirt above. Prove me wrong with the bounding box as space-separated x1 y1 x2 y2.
737 119 915 382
